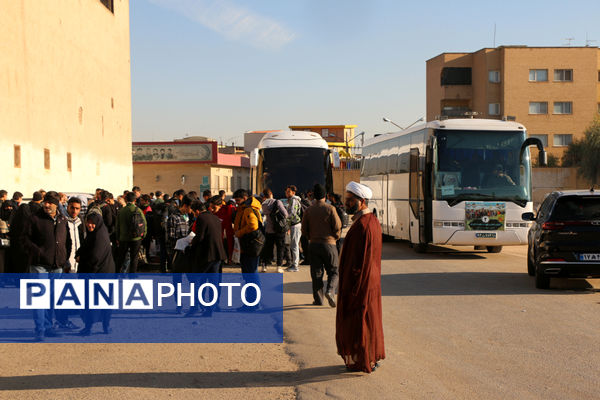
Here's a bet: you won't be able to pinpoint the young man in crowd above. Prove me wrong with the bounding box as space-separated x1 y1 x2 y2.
166 195 192 269
22 191 72 341
260 188 288 273
285 185 302 272
232 189 263 274
301 184 341 307
115 192 147 273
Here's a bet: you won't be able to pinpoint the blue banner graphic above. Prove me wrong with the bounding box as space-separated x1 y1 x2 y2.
0 273 283 343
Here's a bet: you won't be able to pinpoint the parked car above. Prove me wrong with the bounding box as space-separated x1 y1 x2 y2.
522 189 600 289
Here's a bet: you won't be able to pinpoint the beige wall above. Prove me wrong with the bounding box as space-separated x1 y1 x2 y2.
0 0 132 197
332 169 361 195
427 47 600 160
532 167 592 205
133 163 250 196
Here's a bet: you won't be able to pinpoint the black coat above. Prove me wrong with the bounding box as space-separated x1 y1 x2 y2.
76 213 115 273
23 207 71 269
190 212 227 272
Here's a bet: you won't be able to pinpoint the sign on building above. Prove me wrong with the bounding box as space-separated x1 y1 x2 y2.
132 142 217 164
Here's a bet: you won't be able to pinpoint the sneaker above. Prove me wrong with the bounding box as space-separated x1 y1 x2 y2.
277 267 284 273
78 328 91 336
56 321 79 330
44 329 63 338
260 265 268 273
34 331 44 342
285 266 299 272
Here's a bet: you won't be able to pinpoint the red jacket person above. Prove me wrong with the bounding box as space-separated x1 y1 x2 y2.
336 181 385 373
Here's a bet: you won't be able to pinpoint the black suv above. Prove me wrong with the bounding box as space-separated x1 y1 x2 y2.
522 189 600 289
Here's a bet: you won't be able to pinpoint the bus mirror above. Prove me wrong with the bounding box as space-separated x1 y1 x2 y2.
538 150 548 167
250 148 259 168
521 212 536 221
332 150 341 168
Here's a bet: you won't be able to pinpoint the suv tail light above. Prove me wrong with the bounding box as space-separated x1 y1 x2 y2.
542 222 564 231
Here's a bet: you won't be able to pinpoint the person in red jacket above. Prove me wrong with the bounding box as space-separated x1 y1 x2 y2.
216 190 235 264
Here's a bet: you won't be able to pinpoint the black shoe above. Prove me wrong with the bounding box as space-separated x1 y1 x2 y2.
44 329 63 338
34 331 44 342
184 308 198 317
78 328 91 336
312 300 323 306
102 327 113 335
325 291 336 308
175 306 182 314
199 310 213 318
56 321 79 330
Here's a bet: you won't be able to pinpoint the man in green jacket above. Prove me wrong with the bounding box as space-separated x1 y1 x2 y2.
115 192 147 273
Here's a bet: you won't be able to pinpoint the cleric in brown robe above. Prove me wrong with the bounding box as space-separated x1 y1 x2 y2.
336 181 385 373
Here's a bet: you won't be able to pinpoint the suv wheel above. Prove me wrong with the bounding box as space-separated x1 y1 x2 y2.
527 247 535 276
535 262 551 289
486 246 502 253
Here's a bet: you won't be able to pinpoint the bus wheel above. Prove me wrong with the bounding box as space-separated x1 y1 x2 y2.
414 243 428 253
486 246 502 253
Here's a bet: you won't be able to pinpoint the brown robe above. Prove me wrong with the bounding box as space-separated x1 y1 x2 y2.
336 211 385 372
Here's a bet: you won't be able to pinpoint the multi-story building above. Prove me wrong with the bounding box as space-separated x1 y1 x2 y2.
288 124 359 155
427 46 600 159
1 0 133 196
132 137 250 196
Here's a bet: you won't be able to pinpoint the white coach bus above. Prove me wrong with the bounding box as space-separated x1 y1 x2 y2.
361 118 547 253
251 130 333 199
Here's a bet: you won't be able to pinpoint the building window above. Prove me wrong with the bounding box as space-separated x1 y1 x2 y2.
553 102 572 114
529 102 548 114
529 69 548 82
321 128 329 138
441 67 472 85
44 149 50 170
488 103 500 115
100 0 114 13
553 134 573 147
14 145 21 168
554 69 573 81
529 134 548 147
488 70 500 83
67 152 72 172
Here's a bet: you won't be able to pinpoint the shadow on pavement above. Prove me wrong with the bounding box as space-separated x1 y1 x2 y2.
0 365 357 390
382 241 488 261
381 272 596 296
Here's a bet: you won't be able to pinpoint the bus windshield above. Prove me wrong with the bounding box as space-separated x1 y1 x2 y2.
260 147 330 198
434 129 531 206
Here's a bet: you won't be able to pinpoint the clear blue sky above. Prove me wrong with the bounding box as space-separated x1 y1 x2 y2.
130 0 600 144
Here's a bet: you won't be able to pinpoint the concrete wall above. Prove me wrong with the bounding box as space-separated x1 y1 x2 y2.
1 1 133 197
532 167 591 205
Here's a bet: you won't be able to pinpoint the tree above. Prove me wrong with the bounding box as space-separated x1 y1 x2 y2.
562 117 600 183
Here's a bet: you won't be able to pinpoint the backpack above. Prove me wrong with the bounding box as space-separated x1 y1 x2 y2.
129 209 145 240
271 200 289 233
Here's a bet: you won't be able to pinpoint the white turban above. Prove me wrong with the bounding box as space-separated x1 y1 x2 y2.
346 181 373 200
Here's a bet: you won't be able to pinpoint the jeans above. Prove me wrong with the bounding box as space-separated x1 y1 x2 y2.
240 253 260 289
308 243 339 305
262 233 285 266
29 265 62 334
116 240 143 273
289 224 301 267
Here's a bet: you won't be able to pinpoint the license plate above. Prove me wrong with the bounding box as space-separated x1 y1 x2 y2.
579 253 600 261
475 233 496 238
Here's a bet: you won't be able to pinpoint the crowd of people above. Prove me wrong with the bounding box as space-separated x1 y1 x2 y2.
0 182 384 373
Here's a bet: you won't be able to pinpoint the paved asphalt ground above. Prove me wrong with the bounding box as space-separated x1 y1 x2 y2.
1 242 599 399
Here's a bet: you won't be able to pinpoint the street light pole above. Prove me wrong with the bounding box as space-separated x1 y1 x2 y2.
382 117 403 130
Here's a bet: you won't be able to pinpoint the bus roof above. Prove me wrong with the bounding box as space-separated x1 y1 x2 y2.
258 130 329 150
365 118 526 147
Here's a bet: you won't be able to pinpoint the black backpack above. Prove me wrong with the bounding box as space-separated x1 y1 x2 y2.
271 200 289 233
129 209 145 240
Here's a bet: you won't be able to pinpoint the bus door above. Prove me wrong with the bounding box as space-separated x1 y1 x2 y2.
409 148 422 244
